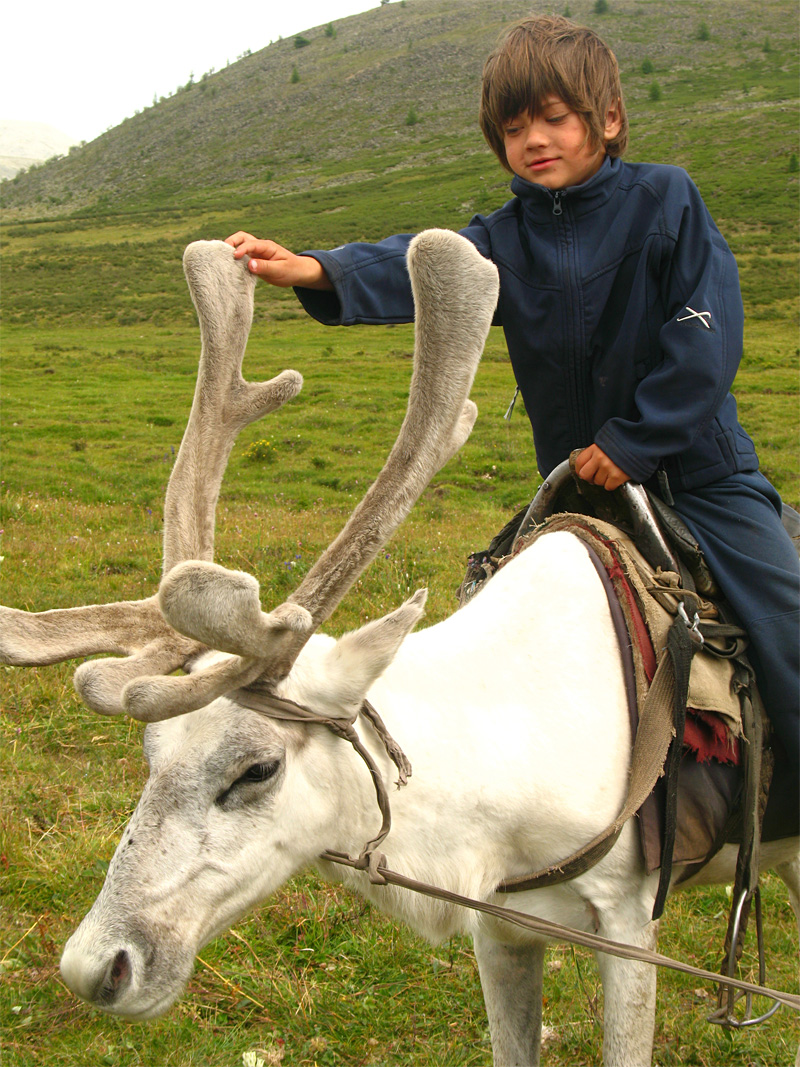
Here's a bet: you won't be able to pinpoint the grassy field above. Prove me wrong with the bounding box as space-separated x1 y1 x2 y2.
2 0 799 1064
1 309 798 1066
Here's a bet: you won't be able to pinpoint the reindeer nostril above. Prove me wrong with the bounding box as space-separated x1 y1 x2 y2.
98 949 132 1004
110 949 130 988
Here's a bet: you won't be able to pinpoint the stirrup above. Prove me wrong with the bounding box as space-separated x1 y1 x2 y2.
516 459 680 574
707 887 781 1029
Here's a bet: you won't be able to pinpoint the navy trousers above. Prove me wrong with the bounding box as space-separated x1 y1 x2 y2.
671 471 800 773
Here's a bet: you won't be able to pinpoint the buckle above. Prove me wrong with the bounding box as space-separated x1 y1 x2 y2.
677 601 704 649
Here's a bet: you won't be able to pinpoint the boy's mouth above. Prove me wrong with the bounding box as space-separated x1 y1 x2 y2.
529 157 558 170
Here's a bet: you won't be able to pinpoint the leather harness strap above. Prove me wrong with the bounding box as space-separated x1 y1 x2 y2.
497 588 700 897
231 674 797 1015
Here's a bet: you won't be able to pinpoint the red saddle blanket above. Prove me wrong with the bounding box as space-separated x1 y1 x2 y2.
509 515 745 876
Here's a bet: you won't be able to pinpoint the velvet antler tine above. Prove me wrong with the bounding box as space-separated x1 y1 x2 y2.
1 241 302 722
159 231 498 685
441 399 478 465
158 562 313 658
74 635 199 716
0 599 171 666
121 653 267 722
163 242 302 573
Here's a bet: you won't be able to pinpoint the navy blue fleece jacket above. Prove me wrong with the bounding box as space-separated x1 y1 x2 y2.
294 155 759 494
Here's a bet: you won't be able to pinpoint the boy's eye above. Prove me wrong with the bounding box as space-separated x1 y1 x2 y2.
547 113 570 124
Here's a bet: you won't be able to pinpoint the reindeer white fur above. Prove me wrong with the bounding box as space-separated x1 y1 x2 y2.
2 234 798 1067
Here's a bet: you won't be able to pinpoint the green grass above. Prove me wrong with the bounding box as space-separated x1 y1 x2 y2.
1 306 798 1066
1 1 798 1062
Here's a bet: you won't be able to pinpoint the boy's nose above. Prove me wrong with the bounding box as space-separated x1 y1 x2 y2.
525 122 550 148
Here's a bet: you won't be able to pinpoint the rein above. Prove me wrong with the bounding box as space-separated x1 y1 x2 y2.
233 686 800 1016
234 688 406 883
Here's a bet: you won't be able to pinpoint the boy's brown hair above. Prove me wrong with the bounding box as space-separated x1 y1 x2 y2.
480 15 628 172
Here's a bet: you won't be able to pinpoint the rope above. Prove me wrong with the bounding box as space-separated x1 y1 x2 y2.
320 851 800 1013
232 685 800 1015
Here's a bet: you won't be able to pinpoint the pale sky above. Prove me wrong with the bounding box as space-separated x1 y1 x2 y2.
3 0 380 145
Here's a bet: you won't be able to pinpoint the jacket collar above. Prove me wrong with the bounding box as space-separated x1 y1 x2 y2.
510 155 623 222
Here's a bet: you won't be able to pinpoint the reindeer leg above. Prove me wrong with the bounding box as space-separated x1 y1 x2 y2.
593 906 659 1067
474 930 545 1067
774 854 800 1067
776 852 800 941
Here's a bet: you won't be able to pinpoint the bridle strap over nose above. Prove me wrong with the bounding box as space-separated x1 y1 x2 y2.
234 687 412 882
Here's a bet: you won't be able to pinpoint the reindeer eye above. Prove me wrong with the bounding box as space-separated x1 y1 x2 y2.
216 761 281 807
240 762 279 783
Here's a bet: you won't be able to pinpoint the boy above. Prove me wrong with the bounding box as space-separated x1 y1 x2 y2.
226 16 799 780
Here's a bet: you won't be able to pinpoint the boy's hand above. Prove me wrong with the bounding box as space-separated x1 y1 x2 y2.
224 232 333 290
574 444 631 491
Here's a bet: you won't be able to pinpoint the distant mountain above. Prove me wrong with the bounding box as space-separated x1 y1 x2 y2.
0 119 78 180
1 0 797 219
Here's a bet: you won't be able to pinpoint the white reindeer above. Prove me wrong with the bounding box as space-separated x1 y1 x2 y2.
1 232 797 1067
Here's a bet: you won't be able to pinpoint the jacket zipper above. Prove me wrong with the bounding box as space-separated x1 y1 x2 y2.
552 192 592 447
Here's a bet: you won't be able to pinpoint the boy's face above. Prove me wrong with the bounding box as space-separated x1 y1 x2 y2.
502 96 621 190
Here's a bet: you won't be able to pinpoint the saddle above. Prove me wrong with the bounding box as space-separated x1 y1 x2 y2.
458 459 799 1025
457 458 799 888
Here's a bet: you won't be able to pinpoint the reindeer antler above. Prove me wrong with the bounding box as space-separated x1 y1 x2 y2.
2 232 498 722
147 230 500 714
0 241 303 716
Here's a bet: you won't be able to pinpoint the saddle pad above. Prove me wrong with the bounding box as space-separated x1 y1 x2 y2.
512 515 743 734
508 516 744 874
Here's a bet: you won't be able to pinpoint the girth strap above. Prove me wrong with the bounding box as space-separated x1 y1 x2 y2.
497 594 701 896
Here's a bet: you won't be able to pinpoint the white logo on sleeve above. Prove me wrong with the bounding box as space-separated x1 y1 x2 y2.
677 306 714 330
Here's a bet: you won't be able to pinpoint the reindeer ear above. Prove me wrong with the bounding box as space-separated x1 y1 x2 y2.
142 719 178 774
318 589 427 714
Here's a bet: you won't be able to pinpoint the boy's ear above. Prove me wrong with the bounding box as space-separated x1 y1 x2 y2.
602 99 623 143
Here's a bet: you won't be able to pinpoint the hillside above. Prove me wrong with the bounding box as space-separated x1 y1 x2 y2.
2 0 797 218
1 0 797 332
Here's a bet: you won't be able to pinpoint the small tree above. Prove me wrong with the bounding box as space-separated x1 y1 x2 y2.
294 35 311 49
789 153 799 174
593 0 609 13
406 106 419 126
697 21 710 41
641 58 654 74
324 22 336 38
290 65 300 84
649 82 662 102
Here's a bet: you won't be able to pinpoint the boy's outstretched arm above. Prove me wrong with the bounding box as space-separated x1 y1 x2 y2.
224 232 334 290
574 444 630 491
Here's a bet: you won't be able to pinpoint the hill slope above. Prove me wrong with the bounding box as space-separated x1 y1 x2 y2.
1 0 797 335
2 0 797 218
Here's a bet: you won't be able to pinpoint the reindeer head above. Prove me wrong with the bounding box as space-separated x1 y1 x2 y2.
1 231 499 1017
